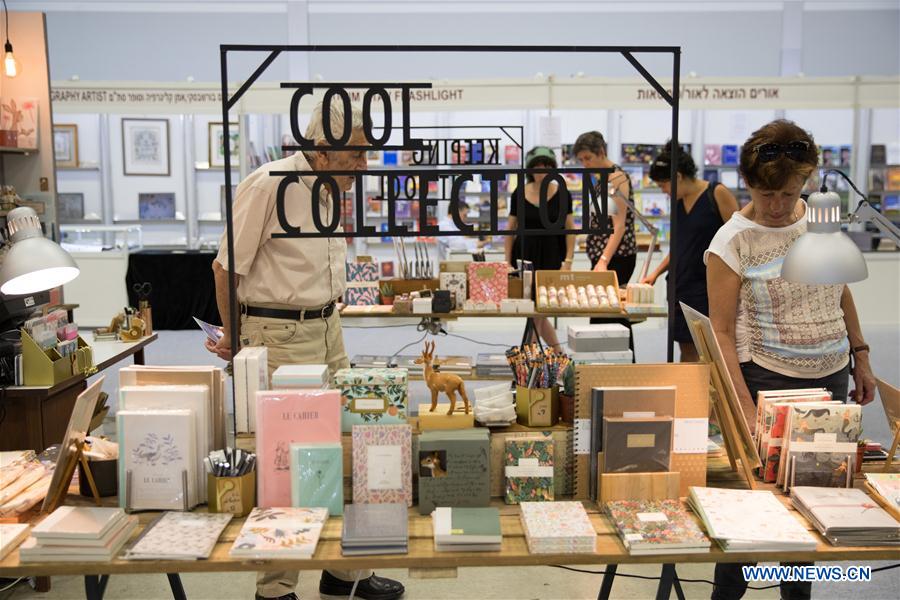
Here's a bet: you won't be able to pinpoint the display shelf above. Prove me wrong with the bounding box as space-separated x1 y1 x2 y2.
114 219 186 225
0 146 38 154
57 165 101 171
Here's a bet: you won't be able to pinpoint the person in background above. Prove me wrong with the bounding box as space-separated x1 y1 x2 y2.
642 142 739 362
505 146 575 350
207 101 404 600
705 119 876 600
437 199 483 258
574 131 637 353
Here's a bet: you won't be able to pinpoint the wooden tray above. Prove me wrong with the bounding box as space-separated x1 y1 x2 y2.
534 270 621 313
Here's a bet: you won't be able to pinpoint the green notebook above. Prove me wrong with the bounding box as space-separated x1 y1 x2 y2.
290 443 343 516
417 429 490 515
433 507 502 545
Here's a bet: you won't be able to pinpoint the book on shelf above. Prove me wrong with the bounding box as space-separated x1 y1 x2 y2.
341 503 409 556
605 499 710 555
688 487 817 552
20 513 138 563
432 506 502 552
351 424 413 507
417 429 490 515
290 443 343 517
504 436 554 505
124 512 232 560
790 486 900 546
230 507 329 559
519 501 596 554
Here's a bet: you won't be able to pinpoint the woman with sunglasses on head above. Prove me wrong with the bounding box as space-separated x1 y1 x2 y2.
642 142 739 362
505 146 575 350
705 120 876 600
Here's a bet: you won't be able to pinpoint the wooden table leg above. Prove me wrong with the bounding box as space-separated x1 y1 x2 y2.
597 563 617 600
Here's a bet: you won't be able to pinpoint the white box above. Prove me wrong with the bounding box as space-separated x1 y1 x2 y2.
413 297 433 314
233 346 269 433
571 349 633 364
515 299 535 313
500 299 518 313
272 364 328 389
566 324 630 353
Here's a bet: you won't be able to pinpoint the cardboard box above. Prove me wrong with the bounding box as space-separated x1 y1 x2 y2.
515 386 559 427
418 404 475 430
333 368 408 432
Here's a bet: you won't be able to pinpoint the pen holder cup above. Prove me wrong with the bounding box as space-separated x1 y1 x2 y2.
79 458 118 497
515 386 559 427
207 471 256 517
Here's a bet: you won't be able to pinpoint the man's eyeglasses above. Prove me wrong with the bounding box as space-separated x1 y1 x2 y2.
753 141 810 163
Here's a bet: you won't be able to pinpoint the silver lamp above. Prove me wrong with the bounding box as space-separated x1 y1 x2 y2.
0 206 80 295
781 171 900 285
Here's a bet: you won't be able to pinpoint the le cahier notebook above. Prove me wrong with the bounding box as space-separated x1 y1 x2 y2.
602 416 673 474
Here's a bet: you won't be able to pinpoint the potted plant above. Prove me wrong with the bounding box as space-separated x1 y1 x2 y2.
856 432 867 474
380 281 395 305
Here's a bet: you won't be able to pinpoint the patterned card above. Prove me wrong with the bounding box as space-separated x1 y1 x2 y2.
345 261 380 305
256 390 342 508
778 403 861 486
504 437 554 504
124 512 232 560
519 501 596 552
440 272 467 306
789 452 853 488
467 262 508 304
605 499 709 552
334 368 408 432
230 507 329 559
352 425 412 507
118 409 197 510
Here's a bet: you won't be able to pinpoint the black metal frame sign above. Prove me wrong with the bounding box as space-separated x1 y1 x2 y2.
219 44 682 367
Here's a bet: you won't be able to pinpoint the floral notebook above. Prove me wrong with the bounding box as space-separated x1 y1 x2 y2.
504 437 554 504
124 512 232 560
351 425 412 507
605 499 710 554
229 507 329 559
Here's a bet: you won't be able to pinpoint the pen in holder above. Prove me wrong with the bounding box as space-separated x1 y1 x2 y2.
205 448 256 517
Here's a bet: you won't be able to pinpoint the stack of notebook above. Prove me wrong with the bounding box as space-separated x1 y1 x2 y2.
341 503 408 556
230 507 329 559
688 487 817 552
476 353 512 377
0 524 30 560
519 501 596 554
790 487 900 546
124 512 232 560
432 507 502 552
19 507 138 562
605 499 710 555
350 355 393 369
864 473 900 514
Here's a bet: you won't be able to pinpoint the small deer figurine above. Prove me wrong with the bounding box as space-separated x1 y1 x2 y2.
415 341 470 415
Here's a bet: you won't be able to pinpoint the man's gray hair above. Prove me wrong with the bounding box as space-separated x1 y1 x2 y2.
304 100 365 146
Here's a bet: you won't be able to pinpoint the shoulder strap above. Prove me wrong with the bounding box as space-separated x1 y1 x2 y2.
707 181 722 223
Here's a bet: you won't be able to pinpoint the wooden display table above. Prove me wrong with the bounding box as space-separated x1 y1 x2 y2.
0 334 158 452
1 460 897 600
339 304 668 323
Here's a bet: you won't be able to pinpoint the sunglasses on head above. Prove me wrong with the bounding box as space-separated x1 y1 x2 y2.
752 141 810 163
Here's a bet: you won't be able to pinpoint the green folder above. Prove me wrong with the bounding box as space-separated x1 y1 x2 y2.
290 443 343 516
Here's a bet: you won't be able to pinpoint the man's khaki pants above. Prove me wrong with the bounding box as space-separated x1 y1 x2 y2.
241 310 373 598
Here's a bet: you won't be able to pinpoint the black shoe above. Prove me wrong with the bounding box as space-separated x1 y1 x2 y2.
255 593 299 600
319 571 404 600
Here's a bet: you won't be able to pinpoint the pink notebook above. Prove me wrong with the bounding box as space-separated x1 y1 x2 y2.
256 390 341 507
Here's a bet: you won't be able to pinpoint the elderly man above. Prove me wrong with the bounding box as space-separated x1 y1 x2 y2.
208 101 405 600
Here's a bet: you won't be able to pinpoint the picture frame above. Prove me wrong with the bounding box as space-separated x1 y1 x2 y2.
138 192 176 220
53 124 79 168
122 118 170 176
209 122 239 168
57 192 85 221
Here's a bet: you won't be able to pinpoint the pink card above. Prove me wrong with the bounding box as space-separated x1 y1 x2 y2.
467 262 508 303
256 390 341 507
351 424 412 507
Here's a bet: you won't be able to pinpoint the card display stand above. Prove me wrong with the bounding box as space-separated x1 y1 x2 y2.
22 329 94 386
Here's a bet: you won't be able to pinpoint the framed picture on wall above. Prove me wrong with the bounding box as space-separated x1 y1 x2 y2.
122 118 170 176
138 192 176 220
53 124 79 168
57 192 85 221
220 184 238 219
209 122 239 168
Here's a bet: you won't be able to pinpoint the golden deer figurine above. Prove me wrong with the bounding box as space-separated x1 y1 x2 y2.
415 341 470 415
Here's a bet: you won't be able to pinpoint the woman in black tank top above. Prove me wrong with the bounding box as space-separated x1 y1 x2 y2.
643 144 739 362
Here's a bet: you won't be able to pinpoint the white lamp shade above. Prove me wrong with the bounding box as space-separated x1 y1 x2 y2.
781 230 868 284
0 236 80 295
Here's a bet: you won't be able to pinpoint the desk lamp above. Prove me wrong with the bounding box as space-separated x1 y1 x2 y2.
781 170 900 284
0 206 79 295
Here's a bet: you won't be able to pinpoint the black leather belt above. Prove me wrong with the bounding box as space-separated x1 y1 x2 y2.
244 301 336 321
